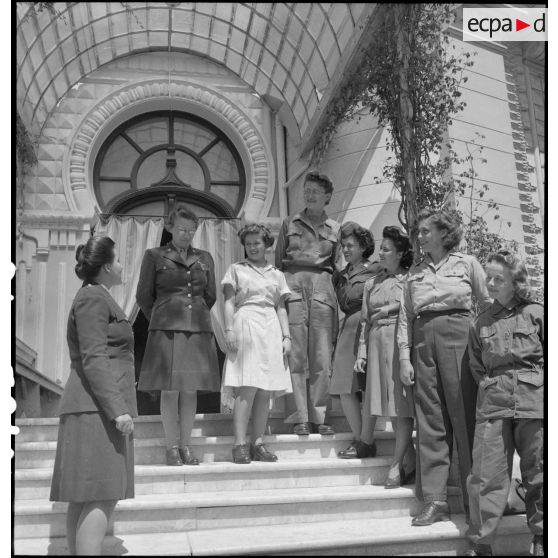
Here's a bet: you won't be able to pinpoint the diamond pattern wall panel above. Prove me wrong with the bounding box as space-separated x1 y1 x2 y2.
16 2 374 137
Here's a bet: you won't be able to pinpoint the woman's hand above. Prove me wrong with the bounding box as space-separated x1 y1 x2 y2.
282 337 292 357
114 413 134 435
399 360 415 386
225 329 238 354
369 305 389 323
354 358 367 374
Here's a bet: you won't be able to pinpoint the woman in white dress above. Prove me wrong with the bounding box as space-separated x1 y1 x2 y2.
222 224 293 464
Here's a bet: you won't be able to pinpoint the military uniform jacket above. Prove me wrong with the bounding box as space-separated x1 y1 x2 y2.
60 283 138 420
332 260 381 317
468 298 544 420
136 243 216 332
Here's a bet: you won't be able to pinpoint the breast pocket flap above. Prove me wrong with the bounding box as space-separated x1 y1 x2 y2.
517 370 544 387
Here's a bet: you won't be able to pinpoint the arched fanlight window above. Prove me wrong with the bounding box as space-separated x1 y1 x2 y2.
93 111 246 215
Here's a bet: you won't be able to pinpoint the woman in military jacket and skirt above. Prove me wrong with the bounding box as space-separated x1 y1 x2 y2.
464 252 544 557
136 205 220 466
50 236 137 555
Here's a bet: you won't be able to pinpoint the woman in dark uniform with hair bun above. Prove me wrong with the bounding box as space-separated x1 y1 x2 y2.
50 236 137 555
136 204 220 466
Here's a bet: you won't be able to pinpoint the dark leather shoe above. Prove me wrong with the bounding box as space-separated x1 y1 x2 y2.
384 468 402 489
464 543 493 556
232 443 251 464
315 423 335 435
411 501 450 526
179 445 200 465
338 440 359 459
532 535 544 556
293 422 311 435
251 443 278 462
165 446 183 466
338 440 376 459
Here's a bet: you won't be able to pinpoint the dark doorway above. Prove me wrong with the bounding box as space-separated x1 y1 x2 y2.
133 227 225 415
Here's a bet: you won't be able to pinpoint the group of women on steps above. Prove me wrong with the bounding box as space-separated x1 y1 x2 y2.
48 171 543 556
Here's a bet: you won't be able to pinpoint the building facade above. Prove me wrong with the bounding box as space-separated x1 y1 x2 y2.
15 3 545 417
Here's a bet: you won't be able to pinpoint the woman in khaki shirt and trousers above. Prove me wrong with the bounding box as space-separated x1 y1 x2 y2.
398 208 491 526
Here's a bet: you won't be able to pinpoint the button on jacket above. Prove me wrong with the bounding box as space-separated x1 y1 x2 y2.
397 251 492 360
275 210 340 272
136 243 216 332
468 299 544 420
60 283 138 420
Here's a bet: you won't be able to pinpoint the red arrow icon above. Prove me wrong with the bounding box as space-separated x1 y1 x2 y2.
516 19 530 31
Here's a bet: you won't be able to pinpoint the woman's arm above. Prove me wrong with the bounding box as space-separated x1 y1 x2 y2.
74 291 129 421
276 298 291 356
136 250 156 320
468 321 486 384
223 283 237 353
469 256 492 310
203 251 217 309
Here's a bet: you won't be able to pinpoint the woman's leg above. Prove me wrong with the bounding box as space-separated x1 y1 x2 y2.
387 417 414 478
360 412 378 446
233 387 257 445
178 390 198 446
66 503 85 555
75 499 117 555
340 393 363 440
251 390 272 444
160 390 180 449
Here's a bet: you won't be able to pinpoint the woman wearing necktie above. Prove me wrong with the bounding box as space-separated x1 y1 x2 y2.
136 205 220 466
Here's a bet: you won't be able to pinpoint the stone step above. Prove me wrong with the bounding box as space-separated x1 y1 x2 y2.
15 413 381 442
13 514 532 556
15 432 398 468
15 457 394 500
13 485 463 539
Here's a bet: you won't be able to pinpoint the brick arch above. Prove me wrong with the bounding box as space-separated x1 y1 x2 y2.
65 79 275 222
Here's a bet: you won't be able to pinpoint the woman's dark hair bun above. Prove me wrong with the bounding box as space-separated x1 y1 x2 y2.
74 236 116 281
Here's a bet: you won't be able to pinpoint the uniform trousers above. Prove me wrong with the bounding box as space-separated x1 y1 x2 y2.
467 418 543 544
283 269 337 425
412 311 478 508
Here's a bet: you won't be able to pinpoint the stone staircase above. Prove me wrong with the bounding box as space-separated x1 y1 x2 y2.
14 414 532 555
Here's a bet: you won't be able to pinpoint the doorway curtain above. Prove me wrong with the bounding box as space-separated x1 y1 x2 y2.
96 215 242 412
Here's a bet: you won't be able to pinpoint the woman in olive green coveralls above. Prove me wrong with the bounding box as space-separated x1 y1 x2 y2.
464 252 544 557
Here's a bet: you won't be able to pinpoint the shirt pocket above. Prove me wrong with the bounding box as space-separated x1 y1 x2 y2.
513 322 541 359
285 288 305 325
517 368 544 387
440 270 466 285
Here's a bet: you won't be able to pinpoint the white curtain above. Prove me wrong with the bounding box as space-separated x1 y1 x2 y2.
96 216 165 320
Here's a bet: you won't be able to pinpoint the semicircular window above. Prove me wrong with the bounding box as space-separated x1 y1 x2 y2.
93 111 246 215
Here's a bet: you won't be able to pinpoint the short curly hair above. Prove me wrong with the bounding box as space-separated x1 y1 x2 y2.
340 222 375 258
486 251 534 304
417 208 462 251
304 171 334 196
238 223 275 248
167 203 199 228
382 226 414 269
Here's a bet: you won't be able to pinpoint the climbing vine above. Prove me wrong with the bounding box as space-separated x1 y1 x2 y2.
311 4 476 248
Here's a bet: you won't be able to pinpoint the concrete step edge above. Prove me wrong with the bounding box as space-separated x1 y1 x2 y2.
13 514 530 556
15 457 394 480
16 484 444 515
15 431 401 450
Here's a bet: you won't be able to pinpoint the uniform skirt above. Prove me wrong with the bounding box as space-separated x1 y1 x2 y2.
50 412 134 503
330 312 361 395
138 330 220 392
363 320 414 418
